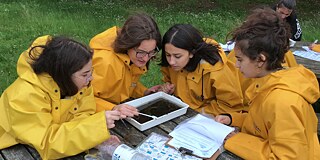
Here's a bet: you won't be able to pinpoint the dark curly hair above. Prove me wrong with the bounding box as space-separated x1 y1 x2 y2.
230 7 291 70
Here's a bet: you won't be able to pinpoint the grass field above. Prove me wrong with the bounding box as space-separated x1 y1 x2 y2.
1 0 320 93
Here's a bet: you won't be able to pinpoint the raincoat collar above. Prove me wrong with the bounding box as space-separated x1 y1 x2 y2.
246 65 320 104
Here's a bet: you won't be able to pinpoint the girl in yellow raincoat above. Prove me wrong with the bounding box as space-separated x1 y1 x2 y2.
155 24 244 116
90 13 163 113
227 40 298 108
0 36 129 159
215 8 320 159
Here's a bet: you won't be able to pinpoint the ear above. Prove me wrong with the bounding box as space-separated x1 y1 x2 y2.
189 53 194 58
257 53 266 68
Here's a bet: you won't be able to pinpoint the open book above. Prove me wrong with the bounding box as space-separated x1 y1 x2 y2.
293 46 320 62
167 114 234 158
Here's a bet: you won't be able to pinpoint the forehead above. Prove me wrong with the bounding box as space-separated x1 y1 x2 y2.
234 46 244 57
165 43 188 54
137 39 156 51
277 6 292 14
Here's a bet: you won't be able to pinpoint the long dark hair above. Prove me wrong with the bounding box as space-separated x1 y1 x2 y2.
229 7 290 70
159 24 221 72
29 36 93 96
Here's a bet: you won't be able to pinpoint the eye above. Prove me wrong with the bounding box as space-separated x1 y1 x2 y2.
137 51 145 54
174 55 182 59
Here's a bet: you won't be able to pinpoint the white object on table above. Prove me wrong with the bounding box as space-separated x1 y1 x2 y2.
293 46 320 62
167 114 234 159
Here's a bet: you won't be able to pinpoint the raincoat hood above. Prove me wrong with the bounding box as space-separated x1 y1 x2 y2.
198 38 228 73
90 26 118 51
16 35 61 98
247 65 320 104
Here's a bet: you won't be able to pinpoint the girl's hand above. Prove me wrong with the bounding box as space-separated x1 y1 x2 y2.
215 115 231 125
309 43 316 50
144 85 163 95
161 83 175 94
144 83 175 95
105 110 121 128
112 104 139 118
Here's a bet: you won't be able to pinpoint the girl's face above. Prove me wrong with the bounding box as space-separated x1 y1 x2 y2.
276 6 292 19
72 60 93 90
234 46 261 78
164 43 193 71
128 39 157 67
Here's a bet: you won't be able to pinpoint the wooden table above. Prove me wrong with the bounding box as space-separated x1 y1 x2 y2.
1 110 319 160
0 108 237 160
291 41 320 78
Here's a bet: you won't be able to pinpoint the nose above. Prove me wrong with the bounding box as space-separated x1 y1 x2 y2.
235 61 240 68
168 57 176 66
142 54 150 61
87 75 93 83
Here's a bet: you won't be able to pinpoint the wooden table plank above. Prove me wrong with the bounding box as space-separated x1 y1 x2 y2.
291 41 320 78
1 145 34 160
63 153 85 160
0 154 5 160
25 145 41 160
112 120 147 147
317 113 320 138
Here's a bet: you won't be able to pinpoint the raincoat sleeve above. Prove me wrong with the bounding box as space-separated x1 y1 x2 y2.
92 50 118 112
206 66 244 114
225 90 312 159
229 112 247 128
5 83 110 159
95 97 117 112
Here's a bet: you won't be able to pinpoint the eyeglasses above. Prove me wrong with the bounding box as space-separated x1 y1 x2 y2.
73 68 94 84
134 47 159 58
85 68 94 83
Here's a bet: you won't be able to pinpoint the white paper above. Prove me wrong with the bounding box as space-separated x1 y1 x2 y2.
293 46 320 62
219 41 235 52
168 114 234 158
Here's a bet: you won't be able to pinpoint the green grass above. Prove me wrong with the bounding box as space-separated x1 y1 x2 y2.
1 0 320 93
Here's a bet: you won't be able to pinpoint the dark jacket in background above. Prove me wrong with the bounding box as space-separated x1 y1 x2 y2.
273 6 302 41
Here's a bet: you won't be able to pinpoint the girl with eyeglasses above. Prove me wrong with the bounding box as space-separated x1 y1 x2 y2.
90 13 164 115
154 24 244 117
0 36 122 159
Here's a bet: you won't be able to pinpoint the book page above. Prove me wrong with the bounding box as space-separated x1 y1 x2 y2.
168 114 234 158
293 46 320 62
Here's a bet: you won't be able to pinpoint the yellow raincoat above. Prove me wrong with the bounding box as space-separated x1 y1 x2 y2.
90 26 148 112
227 49 298 107
311 44 320 52
225 65 320 159
0 36 110 160
161 39 244 116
